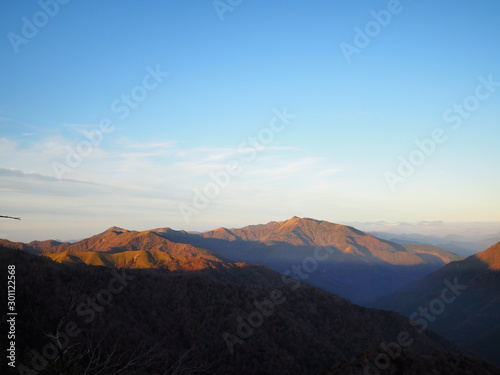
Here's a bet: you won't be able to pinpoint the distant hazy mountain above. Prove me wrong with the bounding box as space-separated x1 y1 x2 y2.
2 245 494 375
369 242 500 365
370 230 500 257
348 220 500 257
153 217 462 304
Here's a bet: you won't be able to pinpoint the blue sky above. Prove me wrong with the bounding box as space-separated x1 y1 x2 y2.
0 0 499 241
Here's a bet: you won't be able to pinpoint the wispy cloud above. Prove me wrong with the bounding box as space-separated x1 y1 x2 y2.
0 168 107 197
0 132 348 240
0 168 102 186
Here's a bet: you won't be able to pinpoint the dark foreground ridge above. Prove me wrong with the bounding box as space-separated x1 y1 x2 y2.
2 245 497 374
370 241 500 366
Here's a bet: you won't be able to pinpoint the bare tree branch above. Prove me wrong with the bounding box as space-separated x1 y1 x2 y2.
0 215 21 220
162 346 221 375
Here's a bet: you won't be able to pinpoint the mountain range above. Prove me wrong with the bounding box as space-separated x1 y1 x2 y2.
155 216 463 304
1 217 463 304
1 217 498 374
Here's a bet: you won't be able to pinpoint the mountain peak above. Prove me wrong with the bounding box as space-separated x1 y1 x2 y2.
280 216 330 228
286 216 322 223
105 226 129 233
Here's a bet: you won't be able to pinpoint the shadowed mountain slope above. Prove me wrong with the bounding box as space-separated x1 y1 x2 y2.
322 348 500 375
369 242 500 365
200 217 461 266
153 217 462 304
